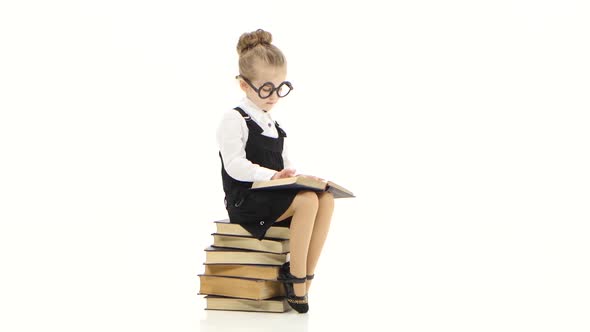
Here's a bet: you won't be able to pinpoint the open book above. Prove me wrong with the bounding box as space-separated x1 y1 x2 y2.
251 176 355 198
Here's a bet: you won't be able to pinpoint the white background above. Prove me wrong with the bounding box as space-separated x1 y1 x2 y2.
1 1 589 331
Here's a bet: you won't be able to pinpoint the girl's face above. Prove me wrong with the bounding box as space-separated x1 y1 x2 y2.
239 64 287 112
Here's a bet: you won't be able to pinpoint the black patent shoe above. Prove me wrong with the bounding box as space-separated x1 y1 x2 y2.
277 262 309 313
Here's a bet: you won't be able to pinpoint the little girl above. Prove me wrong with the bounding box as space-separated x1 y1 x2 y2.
216 29 335 313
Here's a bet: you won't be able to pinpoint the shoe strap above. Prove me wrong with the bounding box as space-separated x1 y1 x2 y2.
278 262 307 283
286 295 308 304
278 274 306 283
277 271 307 283
291 276 307 283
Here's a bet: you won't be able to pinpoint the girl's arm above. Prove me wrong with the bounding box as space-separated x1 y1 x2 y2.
282 137 294 170
217 110 280 182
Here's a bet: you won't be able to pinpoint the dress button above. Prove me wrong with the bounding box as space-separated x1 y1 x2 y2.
259 221 265 225
268 123 272 127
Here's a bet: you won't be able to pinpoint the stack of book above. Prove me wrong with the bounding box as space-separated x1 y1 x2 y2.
199 177 353 312
198 219 292 313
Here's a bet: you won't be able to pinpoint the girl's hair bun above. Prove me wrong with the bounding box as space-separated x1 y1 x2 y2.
237 29 273 55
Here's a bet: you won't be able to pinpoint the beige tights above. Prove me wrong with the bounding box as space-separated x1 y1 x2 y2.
276 191 335 296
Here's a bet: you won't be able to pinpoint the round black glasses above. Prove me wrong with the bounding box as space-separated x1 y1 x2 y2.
236 75 293 99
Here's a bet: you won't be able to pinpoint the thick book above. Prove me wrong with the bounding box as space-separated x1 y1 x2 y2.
204 295 289 313
212 233 289 254
251 176 355 198
204 263 281 280
204 246 288 265
213 219 290 240
198 275 285 300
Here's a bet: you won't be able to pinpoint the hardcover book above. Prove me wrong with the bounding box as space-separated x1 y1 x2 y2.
212 233 289 254
213 219 290 240
204 246 288 265
203 263 281 280
204 295 289 313
198 275 285 300
251 176 355 198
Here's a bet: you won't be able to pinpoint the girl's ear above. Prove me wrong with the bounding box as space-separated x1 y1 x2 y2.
238 79 249 93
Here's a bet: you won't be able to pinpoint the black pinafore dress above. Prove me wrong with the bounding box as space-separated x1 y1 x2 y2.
220 107 297 239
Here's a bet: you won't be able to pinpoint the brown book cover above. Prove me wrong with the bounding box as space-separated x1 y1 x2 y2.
204 246 288 265
251 176 355 198
204 295 289 313
204 263 280 280
198 275 285 300
213 219 290 240
212 233 289 254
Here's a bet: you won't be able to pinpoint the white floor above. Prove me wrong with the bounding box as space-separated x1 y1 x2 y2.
2 198 589 332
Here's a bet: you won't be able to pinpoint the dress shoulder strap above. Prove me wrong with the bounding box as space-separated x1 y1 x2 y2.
233 107 263 134
274 121 287 138
233 107 251 120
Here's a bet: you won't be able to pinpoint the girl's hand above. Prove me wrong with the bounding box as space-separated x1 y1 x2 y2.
296 174 327 183
271 168 296 180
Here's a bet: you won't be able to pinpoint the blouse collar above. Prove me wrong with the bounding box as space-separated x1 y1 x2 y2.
240 97 273 119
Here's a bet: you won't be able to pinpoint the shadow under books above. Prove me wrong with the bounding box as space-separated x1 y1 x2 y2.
200 309 309 332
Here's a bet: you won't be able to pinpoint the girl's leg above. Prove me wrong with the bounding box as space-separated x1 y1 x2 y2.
305 191 335 292
275 191 319 297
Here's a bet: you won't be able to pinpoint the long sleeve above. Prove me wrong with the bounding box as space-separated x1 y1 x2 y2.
217 110 277 182
281 137 295 170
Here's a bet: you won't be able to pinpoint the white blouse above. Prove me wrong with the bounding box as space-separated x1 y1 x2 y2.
216 97 295 182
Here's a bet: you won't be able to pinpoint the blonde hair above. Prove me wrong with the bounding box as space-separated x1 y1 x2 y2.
237 29 286 80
